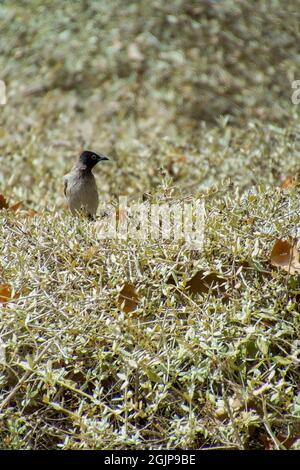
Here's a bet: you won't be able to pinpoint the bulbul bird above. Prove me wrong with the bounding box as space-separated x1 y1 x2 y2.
63 150 109 219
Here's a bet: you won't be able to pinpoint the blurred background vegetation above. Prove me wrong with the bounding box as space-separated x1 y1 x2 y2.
1 0 300 204
1 0 300 205
2 0 300 123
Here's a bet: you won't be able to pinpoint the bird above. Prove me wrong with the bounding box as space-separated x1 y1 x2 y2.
63 150 109 219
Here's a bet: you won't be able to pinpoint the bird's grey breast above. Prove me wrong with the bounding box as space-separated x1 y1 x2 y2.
64 168 99 215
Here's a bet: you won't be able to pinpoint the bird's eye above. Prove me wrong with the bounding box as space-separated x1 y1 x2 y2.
92 154 97 159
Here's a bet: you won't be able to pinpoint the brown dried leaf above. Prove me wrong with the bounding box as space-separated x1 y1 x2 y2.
118 283 139 313
280 171 300 189
166 273 177 286
281 177 296 189
25 209 38 218
259 433 274 450
0 195 25 213
276 434 299 449
0 194 9 210
10 201 23 212
270 238 300 274
0 284 12 302
186 270 226 296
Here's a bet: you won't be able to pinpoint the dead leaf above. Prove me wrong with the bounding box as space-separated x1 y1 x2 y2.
0 194 9 210
186 270 226 296
0 195 25 213
0 284 12 302
280 171 300 189
259 433 274 450
281 177 296 189
276 433 299 449
118 283 139 313
26 209 38 218
259 432 297 450
166 273 177 286
270 238 300 274
10 201 23 212
0 284 20 303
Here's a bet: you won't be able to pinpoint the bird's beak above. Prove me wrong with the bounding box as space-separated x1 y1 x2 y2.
98 154 109 161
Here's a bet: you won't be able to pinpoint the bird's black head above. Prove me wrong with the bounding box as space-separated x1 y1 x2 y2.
79 150 109 169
